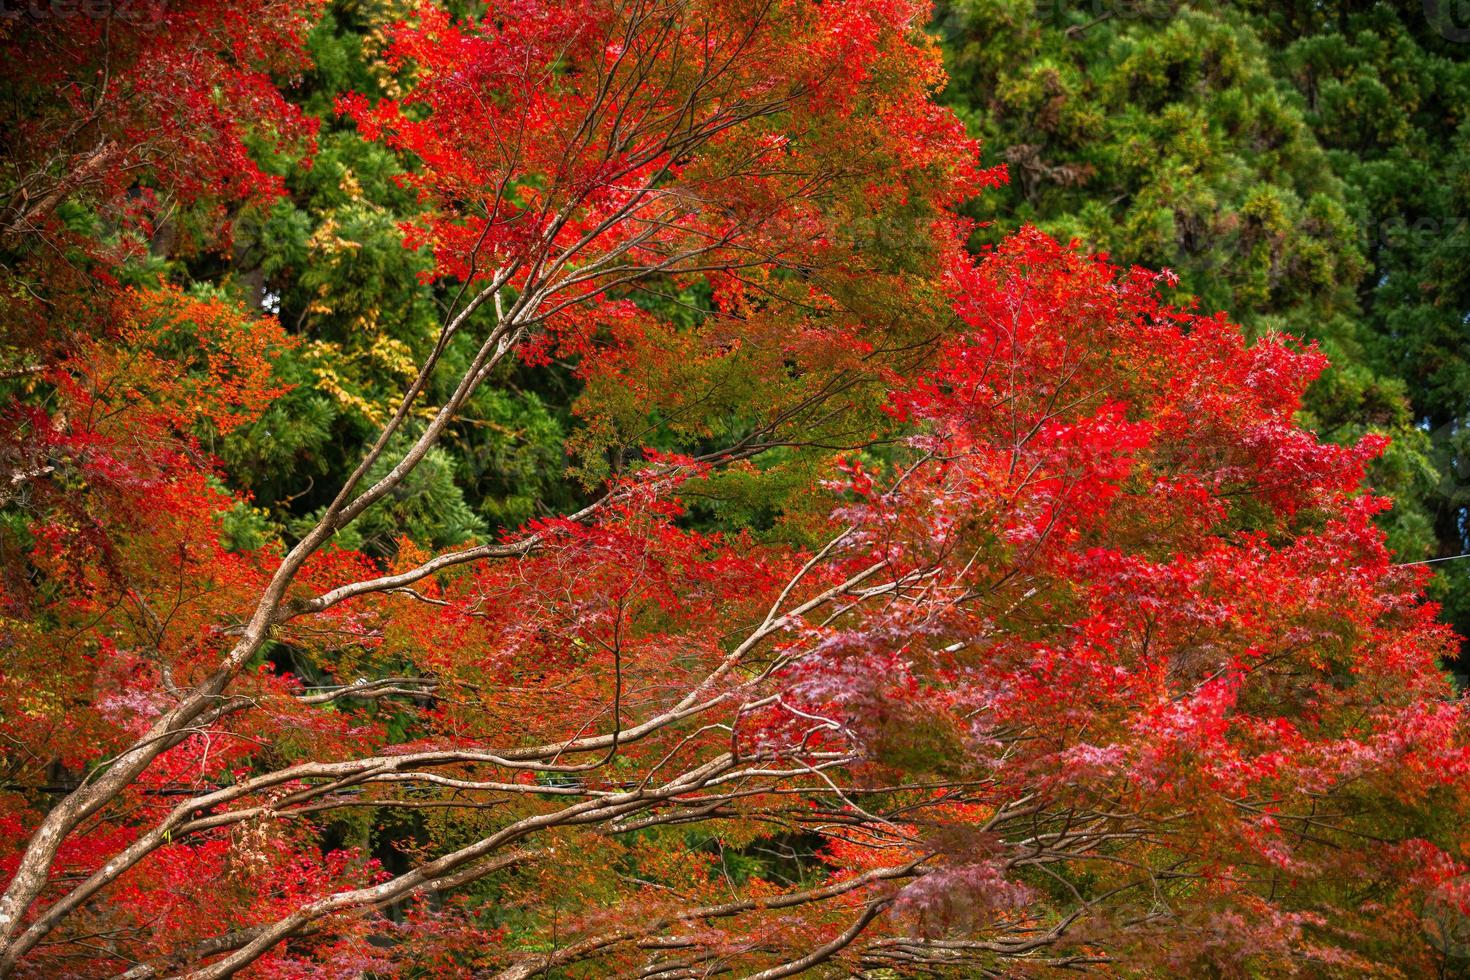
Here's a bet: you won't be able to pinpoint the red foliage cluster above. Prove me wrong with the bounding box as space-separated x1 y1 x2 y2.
0 0 319 242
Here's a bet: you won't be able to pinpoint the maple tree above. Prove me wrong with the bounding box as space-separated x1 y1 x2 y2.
935 0 1470 674
1 0 1468 977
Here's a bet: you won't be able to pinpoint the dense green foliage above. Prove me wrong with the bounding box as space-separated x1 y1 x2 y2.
205 1 588 551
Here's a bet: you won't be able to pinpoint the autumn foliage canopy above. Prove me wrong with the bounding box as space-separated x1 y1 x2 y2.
0 0 1467 976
